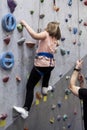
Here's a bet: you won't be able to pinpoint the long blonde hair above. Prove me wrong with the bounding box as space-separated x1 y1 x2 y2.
45 21 61 40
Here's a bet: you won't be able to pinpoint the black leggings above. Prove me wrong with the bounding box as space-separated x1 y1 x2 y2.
24 66 54 111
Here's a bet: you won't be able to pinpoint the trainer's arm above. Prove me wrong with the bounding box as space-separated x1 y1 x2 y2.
69 60 83 96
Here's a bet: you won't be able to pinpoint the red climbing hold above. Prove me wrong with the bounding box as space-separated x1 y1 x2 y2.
84 0 87 6
3 76 9 82
3 35 10 45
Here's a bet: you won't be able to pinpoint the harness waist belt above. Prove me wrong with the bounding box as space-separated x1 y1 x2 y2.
36 52 54 58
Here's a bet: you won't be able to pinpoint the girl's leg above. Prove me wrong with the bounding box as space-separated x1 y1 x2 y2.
24 66 41 111
41 67 54 95
42 67 54 87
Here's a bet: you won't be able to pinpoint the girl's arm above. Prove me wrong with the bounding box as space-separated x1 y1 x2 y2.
20 20 47 40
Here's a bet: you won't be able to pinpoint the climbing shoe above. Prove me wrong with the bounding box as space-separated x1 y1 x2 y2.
42 87 48 95
13 106 28 119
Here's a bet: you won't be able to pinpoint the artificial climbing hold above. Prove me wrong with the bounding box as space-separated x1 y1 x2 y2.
16 76 21 82
83 22 87 26
68 0 72 6
26 41 35 48
57 101 62 108
57 115 61 121
30 10 34 15
36 91 43 100
51 104 56 110
0 114 8 120
49 117 54 124
65 88 71 95
61 37 65 41
66 75 70 80
40 0 44 3
63 114 68 121
7 0 17 13
84 0 87 6
0 52 14 70
3 76 9 82
2 13 16 32
17 23 23 32
73 27 78 34
3 35 11 45
17 37 26 45
39 14 45 19
53 5 60 12
60 48 66 56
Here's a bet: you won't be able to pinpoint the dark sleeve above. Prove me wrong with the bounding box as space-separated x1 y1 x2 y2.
79 88 87 100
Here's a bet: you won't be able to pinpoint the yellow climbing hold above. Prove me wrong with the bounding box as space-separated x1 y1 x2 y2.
43 96 47 102
0 120 6 127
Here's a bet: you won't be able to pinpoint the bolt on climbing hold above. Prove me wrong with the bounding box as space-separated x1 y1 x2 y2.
0 52 14 70
67 124 71 128
73 27 78 34
74 110 77 115
68 0 72 6
7 0 17 13
53 5 60 12
24 128 28 130
17 23 23 32
51 104 56 110
66 75 70 80
61 37 65 41
57 101 62 108
39 14 45 19
60 48 66 56
36 91 43 100
68 26 72 32
79 19 83 24
3 35 11 45
63 114 68 121
17 37 26 45
2 76 9 83
30 10 34 15
57 115 61 121
84 0 87 6
65 88 71 95
72 39 77 45
0 114 8 120
16 76 21 82
79 30 82 36
59 73 63 78
49 117 54 124
83 22 87 26
2 13 16 32
68 13 72 18
26 41 35 48
65 18 68 23
40 0 44 3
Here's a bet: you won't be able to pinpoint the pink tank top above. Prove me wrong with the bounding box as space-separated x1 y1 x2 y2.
34 31 58 67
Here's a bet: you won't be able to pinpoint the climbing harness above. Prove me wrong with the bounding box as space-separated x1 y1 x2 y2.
36 52 54 59
2 13 16 32
0 52 14 70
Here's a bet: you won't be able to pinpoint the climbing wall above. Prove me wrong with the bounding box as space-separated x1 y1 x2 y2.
6 54 87 130
0 0 87 130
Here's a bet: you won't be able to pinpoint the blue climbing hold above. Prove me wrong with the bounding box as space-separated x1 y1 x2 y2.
2 13 16 32
0 52 14 70
68 0 72 6
73 27 78 34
